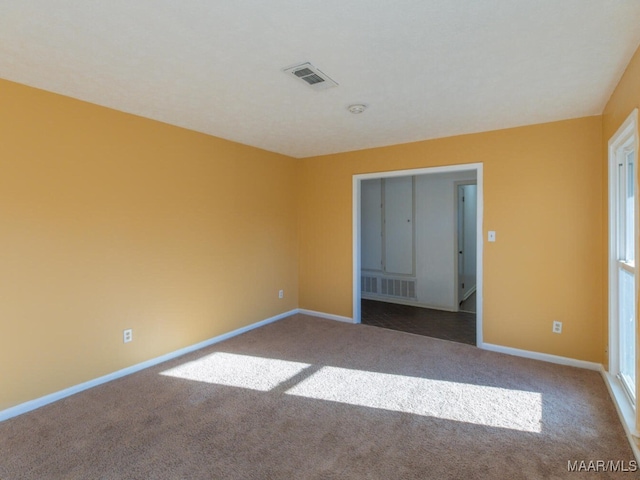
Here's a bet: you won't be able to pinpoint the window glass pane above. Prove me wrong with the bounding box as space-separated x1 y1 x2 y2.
618 163 625 261
619 267 636 400
626 152 635 263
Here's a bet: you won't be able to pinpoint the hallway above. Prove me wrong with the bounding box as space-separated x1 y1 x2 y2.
361 299 476 346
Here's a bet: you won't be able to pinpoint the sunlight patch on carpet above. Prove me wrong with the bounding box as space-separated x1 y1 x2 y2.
286 366 542 433
160 353 542 432
160 352 310 391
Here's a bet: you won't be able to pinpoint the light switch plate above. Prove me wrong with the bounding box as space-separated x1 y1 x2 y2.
488 231 496 242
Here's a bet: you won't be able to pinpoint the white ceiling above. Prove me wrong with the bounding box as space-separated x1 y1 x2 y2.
1 1 639 158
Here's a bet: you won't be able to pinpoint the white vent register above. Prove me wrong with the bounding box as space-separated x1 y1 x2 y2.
283 62 339 91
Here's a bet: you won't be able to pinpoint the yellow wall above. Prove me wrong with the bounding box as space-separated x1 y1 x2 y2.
0 79 299 411
298 117 604 362
5 43 640 413
601 44 640 430
603 46 640 143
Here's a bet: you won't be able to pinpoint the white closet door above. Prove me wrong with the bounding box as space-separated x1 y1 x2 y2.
361 179 383 271
384 176 414 275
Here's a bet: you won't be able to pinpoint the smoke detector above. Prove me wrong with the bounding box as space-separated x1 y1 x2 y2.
348 104 367 114
283 62 339 91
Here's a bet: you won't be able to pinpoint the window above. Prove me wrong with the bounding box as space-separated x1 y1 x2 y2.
609 109 638 406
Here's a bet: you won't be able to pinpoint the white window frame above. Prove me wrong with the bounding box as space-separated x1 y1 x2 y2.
608 108 639 417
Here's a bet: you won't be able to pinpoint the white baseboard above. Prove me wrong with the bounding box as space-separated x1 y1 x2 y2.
479 342 602 371
482 343 640 462
0 309 297 423
461 285 477 302
297 308 354 323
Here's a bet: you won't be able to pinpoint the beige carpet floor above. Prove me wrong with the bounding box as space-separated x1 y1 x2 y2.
0 314 635 479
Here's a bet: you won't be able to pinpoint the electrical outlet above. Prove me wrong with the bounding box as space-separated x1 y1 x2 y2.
552 321 562 334
123 328 133 343
278 289 284 299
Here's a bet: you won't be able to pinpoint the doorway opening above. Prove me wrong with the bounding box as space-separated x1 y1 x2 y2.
353 163 483 346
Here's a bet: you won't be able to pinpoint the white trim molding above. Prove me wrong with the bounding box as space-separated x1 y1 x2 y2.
475 341 640 459
0 309 297 423
352 163 484 346
479 342 602 371
5 304 638 468
297 308 354 323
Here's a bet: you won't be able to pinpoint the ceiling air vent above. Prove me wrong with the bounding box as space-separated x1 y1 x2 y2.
283 62 339 91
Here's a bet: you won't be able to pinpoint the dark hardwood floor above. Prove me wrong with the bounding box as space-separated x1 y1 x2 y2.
361 298 476 346
459 291 476 313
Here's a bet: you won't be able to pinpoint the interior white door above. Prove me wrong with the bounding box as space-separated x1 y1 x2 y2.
457 185 465 302
384 176 414 275
361 179 383 271
458 184 477 303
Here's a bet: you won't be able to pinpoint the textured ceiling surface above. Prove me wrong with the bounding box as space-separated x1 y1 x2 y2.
1 1 639 158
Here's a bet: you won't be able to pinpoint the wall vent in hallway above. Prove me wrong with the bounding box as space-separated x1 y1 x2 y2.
381 278 416 299
361 275 378 294
362 275 416 299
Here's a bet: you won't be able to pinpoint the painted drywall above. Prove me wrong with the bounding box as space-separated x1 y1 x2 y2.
603 46 640 144
298 116 603 362
5 42 637 414
0 79 299 411
415 171 476 310
601 43 640 430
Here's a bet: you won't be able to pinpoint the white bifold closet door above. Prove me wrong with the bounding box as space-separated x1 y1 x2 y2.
361 179 383 271
384 176 414 275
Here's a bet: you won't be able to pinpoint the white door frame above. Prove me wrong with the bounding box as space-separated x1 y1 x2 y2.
352 163 484 346
454 180 478 310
